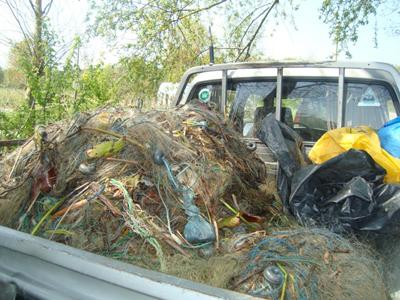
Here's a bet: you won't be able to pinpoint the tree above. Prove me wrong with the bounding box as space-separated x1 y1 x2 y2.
117 57 163 105
2 44 26 89
320 0 399 58
88 0 293 104
5 41 30 88
89 0 289 63
0 66 4 85
91 0 399 64
1 0 57 125
3 68 25 89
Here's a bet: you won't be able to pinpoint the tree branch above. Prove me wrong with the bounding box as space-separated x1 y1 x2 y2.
0 139 27 147
4 0 33 55
237 5 271 50
236 0 279 61
175 0 228 22
230 3 270 38
28 0 35 12
43 0 54 15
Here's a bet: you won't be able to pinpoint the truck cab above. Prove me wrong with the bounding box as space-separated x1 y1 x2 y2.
174 61 400 173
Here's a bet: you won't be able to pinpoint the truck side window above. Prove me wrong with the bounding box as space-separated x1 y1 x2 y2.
189 83 222 109
281 81 338 141
344 83 397 129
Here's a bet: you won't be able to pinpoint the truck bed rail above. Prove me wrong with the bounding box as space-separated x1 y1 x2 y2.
0 226 258 300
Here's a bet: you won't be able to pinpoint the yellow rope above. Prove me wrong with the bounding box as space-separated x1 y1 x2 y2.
277 263 288 300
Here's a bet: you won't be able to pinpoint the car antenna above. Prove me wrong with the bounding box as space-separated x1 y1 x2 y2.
209 25 215 65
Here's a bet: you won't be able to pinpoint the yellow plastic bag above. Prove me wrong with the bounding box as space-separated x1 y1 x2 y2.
309 126 400 183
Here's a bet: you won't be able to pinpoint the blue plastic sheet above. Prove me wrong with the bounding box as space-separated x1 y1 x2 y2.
378 117 400 158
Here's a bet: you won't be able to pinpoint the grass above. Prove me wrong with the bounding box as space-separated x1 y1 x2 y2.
0 87 25 111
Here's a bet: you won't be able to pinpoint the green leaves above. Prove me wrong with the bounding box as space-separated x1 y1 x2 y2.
88 0 299 73
320 0 382 57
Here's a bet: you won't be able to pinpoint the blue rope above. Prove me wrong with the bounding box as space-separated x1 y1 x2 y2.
239 230 335 300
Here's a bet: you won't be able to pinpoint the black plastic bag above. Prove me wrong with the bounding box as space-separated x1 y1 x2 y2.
289 149 400 232
361 184 400 232
256 115 400 232
257 113 309 206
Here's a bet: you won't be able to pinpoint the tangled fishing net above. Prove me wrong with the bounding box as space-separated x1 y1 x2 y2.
0 105 387 299
0 105 269 262
232 228 386 300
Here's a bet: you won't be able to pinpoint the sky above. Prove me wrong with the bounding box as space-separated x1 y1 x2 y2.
257 0 400 64
0 0 399 69
0 0 119 67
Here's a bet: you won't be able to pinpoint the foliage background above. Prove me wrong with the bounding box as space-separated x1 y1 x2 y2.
0 0 397 141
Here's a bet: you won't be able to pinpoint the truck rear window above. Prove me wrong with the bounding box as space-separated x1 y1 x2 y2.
344 83 397 129
190 79 398 142
190 80 277 136
281 81 397 141
281 80 338 141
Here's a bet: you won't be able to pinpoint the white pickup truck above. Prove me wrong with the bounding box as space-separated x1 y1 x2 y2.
174 61 400 176
1 61 400 300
